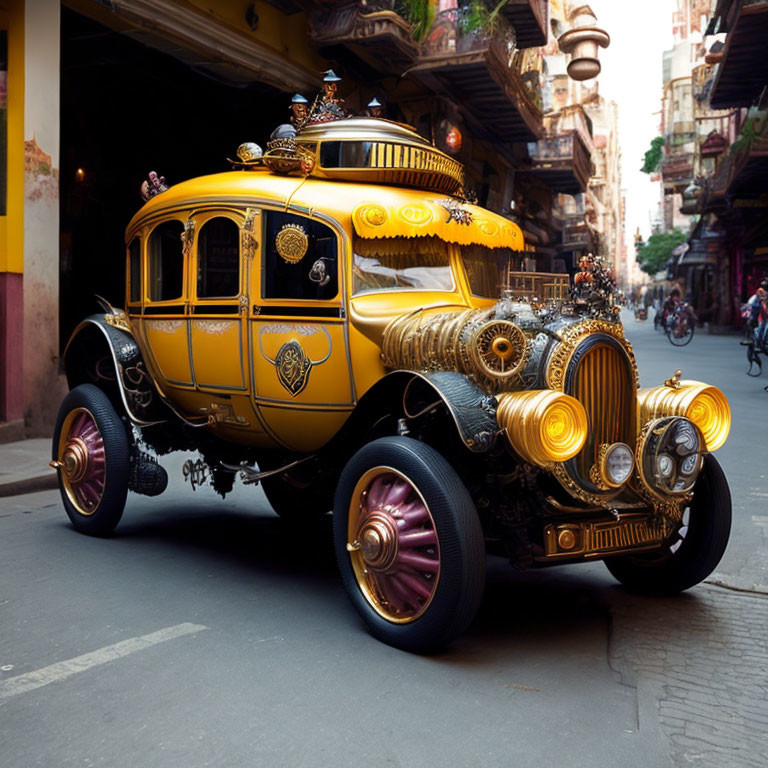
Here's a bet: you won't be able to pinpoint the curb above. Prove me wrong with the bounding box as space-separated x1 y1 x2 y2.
0 474 59 498
705 574 768 596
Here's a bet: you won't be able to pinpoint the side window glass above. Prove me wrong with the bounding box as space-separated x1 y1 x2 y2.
197 217 240 298
128 238 141 303
148 220 184 301
262 212 338 301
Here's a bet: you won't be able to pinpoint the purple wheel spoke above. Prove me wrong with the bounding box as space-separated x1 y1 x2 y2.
399 529 438 548
367 475 388 507
386 574 417 608
397 551 439 573
374 575 408 615
400 507 429 526
383 479 411 508
397 571 433 601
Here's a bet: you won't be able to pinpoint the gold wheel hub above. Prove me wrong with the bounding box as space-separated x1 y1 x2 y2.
358 511 399 572
61 437 89 484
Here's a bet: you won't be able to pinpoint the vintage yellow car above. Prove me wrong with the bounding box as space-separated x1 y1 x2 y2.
52 115 731 652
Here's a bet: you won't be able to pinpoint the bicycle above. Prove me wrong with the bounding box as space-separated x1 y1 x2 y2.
666 303 695 346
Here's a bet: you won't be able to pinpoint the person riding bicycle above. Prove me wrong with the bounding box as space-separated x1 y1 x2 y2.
743 277 768 380
747 278 768 327
658 287 681 330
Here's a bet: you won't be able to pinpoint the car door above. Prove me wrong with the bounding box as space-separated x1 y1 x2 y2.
249 208 355 452
188 209 247 393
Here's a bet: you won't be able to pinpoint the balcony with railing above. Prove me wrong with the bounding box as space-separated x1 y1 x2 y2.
561 218 598 251
709 0 768 108
661 152 694 190
525 130 593 195
409 9 543 142
727 109 768 195
500 0 549 48
305 1 420 75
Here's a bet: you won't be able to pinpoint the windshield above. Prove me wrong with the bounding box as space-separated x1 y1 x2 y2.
461 244 523 298
352 236 455 295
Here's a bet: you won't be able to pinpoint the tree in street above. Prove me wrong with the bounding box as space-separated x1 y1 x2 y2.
636 229 687 276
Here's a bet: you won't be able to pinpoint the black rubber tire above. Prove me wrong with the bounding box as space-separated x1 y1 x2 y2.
52 384 131 536
261 472 333 520
605 454 731 594
333 437 486 653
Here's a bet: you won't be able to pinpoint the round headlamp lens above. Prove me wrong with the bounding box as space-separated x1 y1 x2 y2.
539 397 588 463
603 442 634 486
686 387 730 451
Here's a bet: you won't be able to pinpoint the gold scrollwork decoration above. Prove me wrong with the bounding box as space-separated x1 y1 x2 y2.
396 204 433 226
259 328 332 397
241 207 260 260
182 217 195 258
545 319 638 392
104 308 132 333
381 308 530 392
275 223 309 264
357 203 388 227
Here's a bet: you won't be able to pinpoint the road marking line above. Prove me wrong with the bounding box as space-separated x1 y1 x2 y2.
0 622 208 701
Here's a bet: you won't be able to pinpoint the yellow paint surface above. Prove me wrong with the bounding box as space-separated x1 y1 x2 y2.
190 318 246 391
1 2 24 273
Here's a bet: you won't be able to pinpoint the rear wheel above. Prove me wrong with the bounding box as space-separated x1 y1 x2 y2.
333 437 485 652
669 314 695 346
51 384 130 536
605 455 731 594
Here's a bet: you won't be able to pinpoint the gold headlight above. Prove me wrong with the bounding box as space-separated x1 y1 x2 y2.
637 380 730 451
496 390 588 467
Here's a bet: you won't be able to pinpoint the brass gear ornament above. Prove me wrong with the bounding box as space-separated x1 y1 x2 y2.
275 223 309 263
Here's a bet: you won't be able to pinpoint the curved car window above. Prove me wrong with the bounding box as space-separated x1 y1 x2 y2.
148 220 184 301
262 212 338 301
128 238 141 303
197 217 240 298
352 236 454 295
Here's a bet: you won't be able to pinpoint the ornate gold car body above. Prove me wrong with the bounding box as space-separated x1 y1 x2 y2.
55 116 732 651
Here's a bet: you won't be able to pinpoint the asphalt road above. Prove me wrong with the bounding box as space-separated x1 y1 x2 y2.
1 311 766 767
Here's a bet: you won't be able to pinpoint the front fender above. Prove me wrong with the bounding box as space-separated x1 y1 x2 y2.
325 370 498 463
402 371 499 452
64 315 168 426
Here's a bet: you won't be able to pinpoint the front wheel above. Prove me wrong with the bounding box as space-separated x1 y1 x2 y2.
333 437 486 652
605 454 731 594
51 384 130 536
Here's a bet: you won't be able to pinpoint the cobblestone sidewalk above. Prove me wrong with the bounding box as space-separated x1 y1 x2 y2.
608 584 768 767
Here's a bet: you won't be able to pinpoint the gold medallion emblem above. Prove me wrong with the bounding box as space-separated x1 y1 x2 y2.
275 224 309 264
275 340 313 396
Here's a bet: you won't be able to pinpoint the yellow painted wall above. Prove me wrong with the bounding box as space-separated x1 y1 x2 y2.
0 1 24 274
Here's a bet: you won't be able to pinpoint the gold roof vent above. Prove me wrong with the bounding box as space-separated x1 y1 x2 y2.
295 118 465 196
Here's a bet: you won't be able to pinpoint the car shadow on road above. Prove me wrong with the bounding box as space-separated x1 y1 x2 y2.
50 501 723 667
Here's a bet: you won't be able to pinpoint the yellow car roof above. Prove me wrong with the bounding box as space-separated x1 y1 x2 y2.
127 170 524 252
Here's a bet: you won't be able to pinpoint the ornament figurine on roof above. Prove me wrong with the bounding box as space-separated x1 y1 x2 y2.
290 93 310 130
367 97 383 118
572 253 619 319
308 70 348 124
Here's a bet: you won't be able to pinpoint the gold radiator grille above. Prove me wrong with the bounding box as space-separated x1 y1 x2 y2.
570 342 636 481
542 515 669 559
